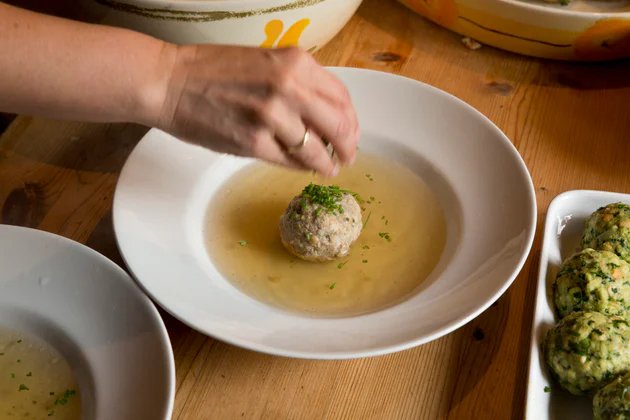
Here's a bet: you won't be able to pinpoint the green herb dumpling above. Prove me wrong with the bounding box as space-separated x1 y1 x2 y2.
583 203 630 264
593 371 630 420
545 311 630 396
553 249 630 319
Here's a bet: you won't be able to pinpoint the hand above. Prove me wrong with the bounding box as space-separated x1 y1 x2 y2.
153 44 360 176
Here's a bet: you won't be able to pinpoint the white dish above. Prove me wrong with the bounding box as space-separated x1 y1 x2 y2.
0 225 175 419
78 0 362 53
525 190 630 420
113 67 537 359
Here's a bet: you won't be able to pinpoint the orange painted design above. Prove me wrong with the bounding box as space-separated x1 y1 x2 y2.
277 18 311 47
261 20 284 48
260 18 311 48
398 0 458 28
574 19 630 61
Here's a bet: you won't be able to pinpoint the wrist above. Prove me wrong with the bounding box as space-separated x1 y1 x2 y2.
132 40 179 129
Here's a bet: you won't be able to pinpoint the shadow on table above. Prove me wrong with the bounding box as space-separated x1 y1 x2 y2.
2 119 147 174
85 210 125 269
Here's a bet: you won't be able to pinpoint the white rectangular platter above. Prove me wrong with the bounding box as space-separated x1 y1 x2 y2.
526 190 630 420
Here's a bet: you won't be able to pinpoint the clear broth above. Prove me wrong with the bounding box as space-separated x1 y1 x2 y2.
0 327 81 419
205 152 446 316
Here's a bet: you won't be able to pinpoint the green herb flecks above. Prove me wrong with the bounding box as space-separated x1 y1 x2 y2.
238 241 248 246
379 232 392 242
305 233 311 241
362 245 370 250
363 212 372 229
544 386 551 393
300 183 353 215
11 373 15 379
18 384 29 391
48 410 55 417
365 174 374 182
16 339 22 343
329 283 336 290
26 372 32 377
338 261 348 269
362 260 368 263
54 389 77 406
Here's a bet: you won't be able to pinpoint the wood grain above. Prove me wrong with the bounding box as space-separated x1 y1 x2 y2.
1 0 630 418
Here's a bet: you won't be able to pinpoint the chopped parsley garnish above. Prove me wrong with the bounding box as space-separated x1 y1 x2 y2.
238 241 248 246
362 245 370 250
362 260 368 263
613 319 629 328
363 212 372 229
305 233 311 241
16 339 22 343
32 401 37 405
337 261 348 269
49 392 55 395
26 372 32 377
48 410 55 417
360 207 366 212
329 283 336 290
18 384 29 391
17 359 20 363
53 389 77 406
300 183 352 215
11 373 15 379
544 386 551 393
379 232 392 242
365 174 374 182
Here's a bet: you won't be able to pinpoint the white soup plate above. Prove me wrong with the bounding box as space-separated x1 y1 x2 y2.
113 67 537 359
0 225 175 419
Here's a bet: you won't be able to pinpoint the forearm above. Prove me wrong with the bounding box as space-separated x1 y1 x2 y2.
0 2 174 126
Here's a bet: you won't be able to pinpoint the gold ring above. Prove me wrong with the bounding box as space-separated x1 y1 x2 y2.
288 128 310 154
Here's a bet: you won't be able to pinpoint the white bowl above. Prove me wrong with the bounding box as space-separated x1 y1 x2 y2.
0 225 175 419
113 67 536 359
79 0 362 52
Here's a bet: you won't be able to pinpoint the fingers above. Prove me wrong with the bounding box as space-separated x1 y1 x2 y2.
254 95 336 176
248 129 305 171
298 94 359 165
272 48 359 166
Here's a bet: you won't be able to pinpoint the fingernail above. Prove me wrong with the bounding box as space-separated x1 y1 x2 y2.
330 164 339 177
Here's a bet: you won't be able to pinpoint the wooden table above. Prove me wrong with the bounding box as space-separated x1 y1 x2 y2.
2 0 630 418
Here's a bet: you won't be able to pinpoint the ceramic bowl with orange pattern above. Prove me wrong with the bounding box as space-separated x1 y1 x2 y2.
78 0 362 52
397 0 630 61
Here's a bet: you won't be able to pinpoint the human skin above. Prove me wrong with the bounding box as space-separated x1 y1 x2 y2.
0 2 359 175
